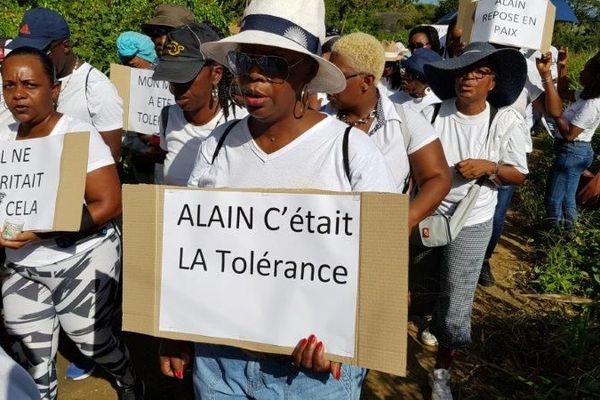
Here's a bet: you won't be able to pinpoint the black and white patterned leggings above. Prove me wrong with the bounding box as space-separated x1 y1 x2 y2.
1 232 135 400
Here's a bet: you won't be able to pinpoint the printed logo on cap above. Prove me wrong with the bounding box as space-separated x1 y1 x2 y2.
19 24 30 35
166 40 185 56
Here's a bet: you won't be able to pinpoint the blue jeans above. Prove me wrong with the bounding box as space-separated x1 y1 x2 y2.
484 184 516 260
545 140 594 228
193 343 366 400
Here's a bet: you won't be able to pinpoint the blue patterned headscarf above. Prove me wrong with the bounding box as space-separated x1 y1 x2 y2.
116 31 157 63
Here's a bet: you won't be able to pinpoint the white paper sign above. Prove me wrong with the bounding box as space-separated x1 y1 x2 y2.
472 0 549 50
160 190 361 357
127 68 175 134
0 135 64 230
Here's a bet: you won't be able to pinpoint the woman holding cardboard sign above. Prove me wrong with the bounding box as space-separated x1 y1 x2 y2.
0 47 143 400
160 0 396 399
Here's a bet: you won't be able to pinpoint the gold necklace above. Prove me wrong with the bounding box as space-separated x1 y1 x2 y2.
337 107 377 127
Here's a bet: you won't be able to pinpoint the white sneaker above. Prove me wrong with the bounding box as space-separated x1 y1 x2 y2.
421 328 439 347
429 368 453 400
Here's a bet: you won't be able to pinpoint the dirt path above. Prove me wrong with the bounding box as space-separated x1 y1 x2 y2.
56 217 532 400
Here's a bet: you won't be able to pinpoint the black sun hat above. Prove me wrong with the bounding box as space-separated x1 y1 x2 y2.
423 42 527 108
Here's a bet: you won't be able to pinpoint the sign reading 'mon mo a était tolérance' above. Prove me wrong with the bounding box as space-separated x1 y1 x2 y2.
122 185 409 376
110 64 175 135
0 133 89 231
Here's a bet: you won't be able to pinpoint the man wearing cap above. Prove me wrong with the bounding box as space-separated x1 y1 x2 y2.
8 7 124 162
141 4 196 56
152 23 246 186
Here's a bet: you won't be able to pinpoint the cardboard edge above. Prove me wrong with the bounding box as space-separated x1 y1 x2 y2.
357 192 408 377
122 184 158 334
457 0 478 44
541 2 556 53
52 132 89 232
109 63 132 131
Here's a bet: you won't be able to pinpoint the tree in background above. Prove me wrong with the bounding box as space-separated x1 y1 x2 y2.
0 0 228 72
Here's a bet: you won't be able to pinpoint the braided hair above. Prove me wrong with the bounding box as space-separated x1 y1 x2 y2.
202 20 237 120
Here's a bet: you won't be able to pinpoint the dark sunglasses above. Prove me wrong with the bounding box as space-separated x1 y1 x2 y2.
226 51 304 83
147 27 171 38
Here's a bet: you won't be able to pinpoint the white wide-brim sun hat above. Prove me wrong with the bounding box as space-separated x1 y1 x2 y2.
201 0 346 94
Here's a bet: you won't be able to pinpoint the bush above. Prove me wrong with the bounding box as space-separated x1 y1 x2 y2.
0 0 228 72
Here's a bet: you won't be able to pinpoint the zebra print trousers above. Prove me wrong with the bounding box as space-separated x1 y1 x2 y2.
1 231 135 400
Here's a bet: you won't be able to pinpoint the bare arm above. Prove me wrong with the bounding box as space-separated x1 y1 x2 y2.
534 52 563 118
408 139 452 230
456 159 526 185
99 129 123 162
84 164 122 225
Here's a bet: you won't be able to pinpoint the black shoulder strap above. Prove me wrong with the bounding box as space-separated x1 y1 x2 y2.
430 102 442 124
160 105 171 137
84 66 93 119
342 125 352 185
488 104 498 129
211 120 241 165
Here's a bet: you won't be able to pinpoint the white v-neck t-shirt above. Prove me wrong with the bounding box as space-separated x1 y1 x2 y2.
188 115 396 193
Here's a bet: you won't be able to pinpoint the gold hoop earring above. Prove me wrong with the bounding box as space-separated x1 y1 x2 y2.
212 84 219 102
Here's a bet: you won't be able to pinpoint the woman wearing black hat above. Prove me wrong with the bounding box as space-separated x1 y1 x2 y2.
421 42 529 400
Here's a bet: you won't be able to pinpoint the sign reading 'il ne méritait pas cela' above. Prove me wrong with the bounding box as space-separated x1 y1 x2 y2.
0 135 64 230
160 190 362 358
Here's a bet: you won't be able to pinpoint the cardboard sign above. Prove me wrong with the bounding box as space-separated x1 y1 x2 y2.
122 185 409 376
110 64 175 135
0 133 89 232
458 0 555 51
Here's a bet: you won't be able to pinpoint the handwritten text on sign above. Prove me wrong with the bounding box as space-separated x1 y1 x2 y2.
472 0 549 50
127 68 174 134
0 135 63 230
160 190 361 357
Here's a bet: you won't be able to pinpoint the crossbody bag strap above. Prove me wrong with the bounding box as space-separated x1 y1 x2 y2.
160 105 172 137
211 119 241 165
342 125 352 185
447 104 499 236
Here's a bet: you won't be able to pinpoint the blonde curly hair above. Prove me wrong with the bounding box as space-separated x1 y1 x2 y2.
331 32 385 82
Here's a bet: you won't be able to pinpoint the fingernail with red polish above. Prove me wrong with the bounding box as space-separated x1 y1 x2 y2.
308 334 316 343
299 338 308 348
316 341 323 352
175 370 183 380
335 367 342 381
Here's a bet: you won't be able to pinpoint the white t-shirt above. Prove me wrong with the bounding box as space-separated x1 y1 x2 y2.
188 115 396 193
511 58 544 137
57 62 123 132
0 348 39 400
323 94 437 191
160 105 248 186
390 90 442 122
0 115 115 267
561 93 600 142
433 99 529 226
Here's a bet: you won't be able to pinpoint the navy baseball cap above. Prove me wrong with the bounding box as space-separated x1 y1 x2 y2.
403 48 443 80
153 23 220 84
7 8 70 51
